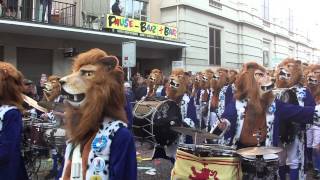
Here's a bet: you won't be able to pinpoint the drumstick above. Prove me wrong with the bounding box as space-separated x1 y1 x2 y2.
213 109 222 123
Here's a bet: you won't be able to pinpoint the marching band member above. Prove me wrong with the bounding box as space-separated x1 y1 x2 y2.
60 49 137 180
199 69 214 130
0 62 28 180
145 69 166 98
208 68 235 137
152 68 197 163
217 62 320 178
275 59 316 180
305 64 320 178
190 72 202 128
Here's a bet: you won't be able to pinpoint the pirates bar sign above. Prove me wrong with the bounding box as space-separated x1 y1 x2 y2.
106 14 178 40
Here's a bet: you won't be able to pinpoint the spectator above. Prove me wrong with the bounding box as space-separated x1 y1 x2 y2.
112 0 122 16
124 82 135 104
134 77 147 101
37 73 47 100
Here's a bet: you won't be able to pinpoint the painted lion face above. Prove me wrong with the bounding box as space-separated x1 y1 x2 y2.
166 68 187 101
200 69 214 89
211 68 228 91
147 69 163 86
306 65 320 87
276 59 302 88
43 75 61 102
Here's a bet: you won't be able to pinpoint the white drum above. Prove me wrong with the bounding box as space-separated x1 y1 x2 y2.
45 128 66 147
241 154 279 180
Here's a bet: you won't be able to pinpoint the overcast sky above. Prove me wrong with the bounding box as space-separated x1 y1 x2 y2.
270 0 320 46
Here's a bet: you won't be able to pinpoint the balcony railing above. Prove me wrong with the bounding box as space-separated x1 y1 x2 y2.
0 0 76 26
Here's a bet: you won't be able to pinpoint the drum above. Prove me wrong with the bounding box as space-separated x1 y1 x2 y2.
133 97 182 146
45 128 66 147
172 145 241 180
30 123 54 148
178 144 236 157
241 154 279 179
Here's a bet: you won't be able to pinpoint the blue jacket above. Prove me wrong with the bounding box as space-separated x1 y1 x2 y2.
222 99 315 147
0 109 28 180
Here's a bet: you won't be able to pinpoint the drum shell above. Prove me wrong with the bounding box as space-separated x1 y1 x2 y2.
30 123 54 148
241 154 279 177
133 99 182 146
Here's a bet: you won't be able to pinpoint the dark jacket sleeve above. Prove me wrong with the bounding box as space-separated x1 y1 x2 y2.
109 128 137 180
0 109 22 165
277 100 315 124
304 89 316 107
224 85 234 110
221 100 237 143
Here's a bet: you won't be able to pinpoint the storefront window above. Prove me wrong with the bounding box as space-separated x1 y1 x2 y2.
110 0 148 21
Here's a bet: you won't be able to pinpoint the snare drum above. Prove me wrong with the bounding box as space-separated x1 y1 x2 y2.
30 123 54 148
241 154 279 179
45 128 66 147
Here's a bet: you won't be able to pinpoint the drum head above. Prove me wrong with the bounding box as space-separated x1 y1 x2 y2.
133 99 182 146
242 153 279 161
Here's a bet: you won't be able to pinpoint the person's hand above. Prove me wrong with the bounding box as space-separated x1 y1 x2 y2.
40 113 49 120
218 121 228 130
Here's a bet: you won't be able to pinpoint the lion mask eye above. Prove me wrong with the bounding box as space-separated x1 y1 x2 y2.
81 70 94 77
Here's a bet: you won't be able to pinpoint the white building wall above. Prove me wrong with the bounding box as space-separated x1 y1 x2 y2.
160 0 319 72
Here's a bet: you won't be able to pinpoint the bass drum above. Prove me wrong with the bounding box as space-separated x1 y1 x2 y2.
133 97 182 146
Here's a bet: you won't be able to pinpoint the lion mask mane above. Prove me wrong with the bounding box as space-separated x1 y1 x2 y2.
276 58 303 88
61 48 127 144
235 62 274 127
0 62 24 111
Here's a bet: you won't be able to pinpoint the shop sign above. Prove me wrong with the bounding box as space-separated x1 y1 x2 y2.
106 14 177 39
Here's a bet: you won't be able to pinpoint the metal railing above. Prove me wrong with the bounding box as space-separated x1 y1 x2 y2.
0 0 76 26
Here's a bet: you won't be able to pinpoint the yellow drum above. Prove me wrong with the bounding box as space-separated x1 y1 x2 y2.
171 145 242 180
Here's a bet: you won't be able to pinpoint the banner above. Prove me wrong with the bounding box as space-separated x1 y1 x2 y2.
171 150 242 180
106 14 178 39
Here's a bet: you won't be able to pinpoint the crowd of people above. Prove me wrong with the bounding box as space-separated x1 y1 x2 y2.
0 48 320 180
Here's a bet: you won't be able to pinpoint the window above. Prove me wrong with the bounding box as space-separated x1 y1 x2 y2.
262 0 269 20
110 0 148 21
263 40 270 66
209 28 221 65
263 50 269 66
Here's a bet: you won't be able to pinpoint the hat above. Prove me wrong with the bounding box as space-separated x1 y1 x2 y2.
124 82 131 88
23 79 33 85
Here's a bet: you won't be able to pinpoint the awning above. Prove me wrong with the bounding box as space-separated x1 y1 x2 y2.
0 19 188 50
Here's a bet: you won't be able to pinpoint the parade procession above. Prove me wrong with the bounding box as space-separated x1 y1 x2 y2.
0 47 320 180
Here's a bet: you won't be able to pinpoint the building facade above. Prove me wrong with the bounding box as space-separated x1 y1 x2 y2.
0 0 186 82
160 0 320 72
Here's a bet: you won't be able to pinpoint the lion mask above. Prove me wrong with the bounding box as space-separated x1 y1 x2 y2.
235 62 274 117
306 64 320 103
146 69 163 97
60 48 127 144
166 68 188 103
0 62 24 111
200 69 214 90
229 69 238 84
276 58 303 88
211 68 229 94
43 75 61 102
